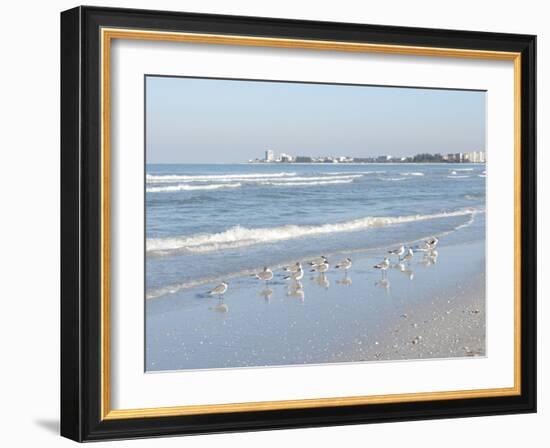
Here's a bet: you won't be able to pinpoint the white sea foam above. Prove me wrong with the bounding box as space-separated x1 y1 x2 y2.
146 172 296 183
261 179 355 187
326 171 385 175
147 207 482 256
145 267 261 300
447 175 471 179
146 211 483 300
147 183 242 193
258 174 362 182
380 177 406 181
148 173 362 184
400 172 424 176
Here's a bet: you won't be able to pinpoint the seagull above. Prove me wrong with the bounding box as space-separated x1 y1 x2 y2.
388 245 405 259
209 281 228 297
374 257 390 275
284 264 303 281
254 267 274 284
310 260 329 273
309 255 328 266
426 236 439 249
403 247 414 263
283 262 301 273
417 241 431 252
335 257 352 271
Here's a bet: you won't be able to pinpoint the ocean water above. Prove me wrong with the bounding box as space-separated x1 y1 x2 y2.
146 163 485 300
145 163 486 371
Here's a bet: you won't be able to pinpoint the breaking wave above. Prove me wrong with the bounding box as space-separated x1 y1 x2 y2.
147 207 482 256
146 172 296 183
147 183 242 193
326 171 386 175
261 179 355 187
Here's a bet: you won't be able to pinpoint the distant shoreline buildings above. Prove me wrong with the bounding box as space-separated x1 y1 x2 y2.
248 149 486 164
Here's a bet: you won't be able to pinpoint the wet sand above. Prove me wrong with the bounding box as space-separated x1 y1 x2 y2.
332 268 485 363
146 224 486 372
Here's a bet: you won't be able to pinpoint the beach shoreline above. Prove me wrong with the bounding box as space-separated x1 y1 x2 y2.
146 225 486 371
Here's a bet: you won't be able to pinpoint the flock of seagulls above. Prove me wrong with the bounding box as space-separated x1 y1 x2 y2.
208 236 440 298
374 237 439 279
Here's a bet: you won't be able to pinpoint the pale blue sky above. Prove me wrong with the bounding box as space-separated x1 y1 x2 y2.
145 76 486 164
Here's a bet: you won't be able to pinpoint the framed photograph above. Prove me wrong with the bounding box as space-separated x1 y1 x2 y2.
61 6 536 441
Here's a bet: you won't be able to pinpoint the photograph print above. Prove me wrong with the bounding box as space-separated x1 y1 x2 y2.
145 75 487 372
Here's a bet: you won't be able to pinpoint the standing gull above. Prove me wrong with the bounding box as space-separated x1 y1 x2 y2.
208 281 228 297
388 245 405 260
309 255 328 266
418 237 439 252
310 260 329 273
254 267 274 285
426 236 439 249
283 262 301 273
335 257 352 271
374 257 390 276
284 263 303 281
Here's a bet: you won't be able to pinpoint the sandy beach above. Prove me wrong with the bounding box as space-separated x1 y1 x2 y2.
146 213 486 371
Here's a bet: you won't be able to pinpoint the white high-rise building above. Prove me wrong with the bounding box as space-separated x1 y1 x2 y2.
464 151 486 163
265 150 275 162
280 153 293 162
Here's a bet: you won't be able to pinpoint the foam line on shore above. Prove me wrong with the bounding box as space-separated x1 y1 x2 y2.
147 207 483 256
146 211 482 300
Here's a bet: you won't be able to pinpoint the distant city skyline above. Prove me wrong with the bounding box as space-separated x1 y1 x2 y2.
247 149 485 164
146 76 486 164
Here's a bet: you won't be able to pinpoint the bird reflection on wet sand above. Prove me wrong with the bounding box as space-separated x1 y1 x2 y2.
259 287 274 303
210 297 229 314
393 261 414 280
287 281 305 301
420 249 439 266
375 278 391 294
202 238 442 318
313 273 330 290
336 274 352 286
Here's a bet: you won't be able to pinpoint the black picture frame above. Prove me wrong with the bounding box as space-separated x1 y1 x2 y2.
61 5 536 442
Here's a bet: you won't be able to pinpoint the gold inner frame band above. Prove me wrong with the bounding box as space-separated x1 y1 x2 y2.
100 27 522 421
